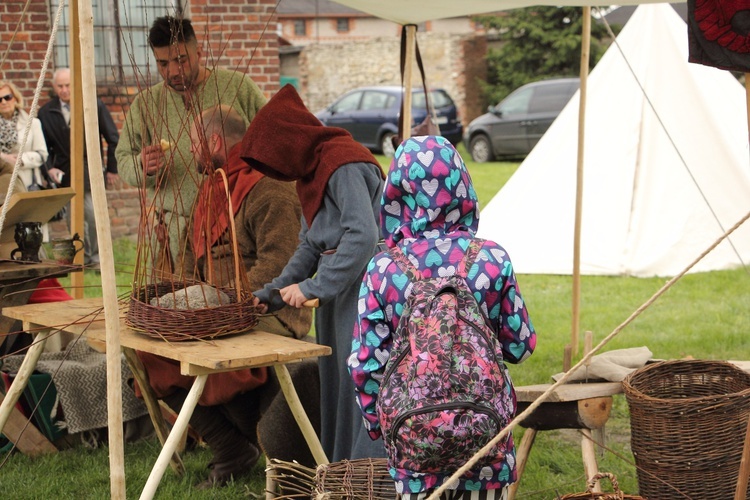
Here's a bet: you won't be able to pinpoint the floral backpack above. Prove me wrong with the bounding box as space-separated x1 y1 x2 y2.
377 239 511 474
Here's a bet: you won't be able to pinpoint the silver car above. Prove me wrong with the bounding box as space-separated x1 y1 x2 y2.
464 78 580 162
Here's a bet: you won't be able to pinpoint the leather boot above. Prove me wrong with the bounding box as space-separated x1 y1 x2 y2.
162 389 260 488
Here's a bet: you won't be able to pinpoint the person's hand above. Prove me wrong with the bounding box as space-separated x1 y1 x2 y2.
251 294 268 314
0 152 18 167
106 172 120 188
141 144 165 177
48 167 65 184
279 284 309 308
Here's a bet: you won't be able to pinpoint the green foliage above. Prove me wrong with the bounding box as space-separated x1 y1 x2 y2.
475 7 611 106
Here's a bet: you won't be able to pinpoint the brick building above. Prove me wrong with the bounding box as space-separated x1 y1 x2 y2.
1 0 281 239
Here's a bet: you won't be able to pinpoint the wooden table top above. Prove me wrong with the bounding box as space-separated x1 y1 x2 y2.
0 260 79 283
3 297 331 376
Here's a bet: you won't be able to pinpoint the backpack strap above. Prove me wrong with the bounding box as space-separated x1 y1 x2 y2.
388 245 422 281
457 239 485 278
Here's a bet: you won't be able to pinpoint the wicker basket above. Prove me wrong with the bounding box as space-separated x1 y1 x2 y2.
127 281 262 342
623 359 750 499
559 472 644 499
266 458 395 499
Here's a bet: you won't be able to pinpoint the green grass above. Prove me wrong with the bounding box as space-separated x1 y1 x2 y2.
4 152 750 498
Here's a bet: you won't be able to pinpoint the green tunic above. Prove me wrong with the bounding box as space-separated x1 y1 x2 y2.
116 69 266 269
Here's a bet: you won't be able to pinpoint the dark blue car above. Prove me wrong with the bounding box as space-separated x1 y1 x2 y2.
315 85 463 156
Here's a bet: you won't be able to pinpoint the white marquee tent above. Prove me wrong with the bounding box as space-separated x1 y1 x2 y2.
476 3 750 277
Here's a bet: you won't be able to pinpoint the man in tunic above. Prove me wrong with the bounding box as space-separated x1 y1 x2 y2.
116 15 266 274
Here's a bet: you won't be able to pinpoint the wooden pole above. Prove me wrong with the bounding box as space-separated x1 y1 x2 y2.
69 0 84 298
76 0 126 497
571 7 591 360
402 25 416 141
141 375 208 499
745 74 750 143
274 364 329 465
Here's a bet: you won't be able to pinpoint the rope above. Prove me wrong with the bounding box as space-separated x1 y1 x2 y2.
428 208 750 499
0 0 67 242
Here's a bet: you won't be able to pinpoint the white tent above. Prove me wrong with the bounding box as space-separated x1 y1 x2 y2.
476 3 750 277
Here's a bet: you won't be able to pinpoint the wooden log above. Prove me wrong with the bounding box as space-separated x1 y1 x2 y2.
516 397 612 431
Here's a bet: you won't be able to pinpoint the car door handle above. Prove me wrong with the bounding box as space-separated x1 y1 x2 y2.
520 120 537 126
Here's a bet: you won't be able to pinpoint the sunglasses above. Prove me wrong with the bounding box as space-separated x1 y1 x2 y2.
0 94 14 102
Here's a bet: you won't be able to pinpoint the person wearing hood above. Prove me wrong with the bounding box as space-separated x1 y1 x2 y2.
243 84 387 462
348 136 537 499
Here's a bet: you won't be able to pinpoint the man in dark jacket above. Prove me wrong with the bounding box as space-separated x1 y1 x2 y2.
38 68 120 268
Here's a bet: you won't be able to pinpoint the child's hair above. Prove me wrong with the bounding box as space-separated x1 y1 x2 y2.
148 15 196 48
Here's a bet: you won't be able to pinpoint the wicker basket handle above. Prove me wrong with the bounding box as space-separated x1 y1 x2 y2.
587 472 624 498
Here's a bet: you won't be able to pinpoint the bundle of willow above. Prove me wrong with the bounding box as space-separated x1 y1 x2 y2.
266 458 395 499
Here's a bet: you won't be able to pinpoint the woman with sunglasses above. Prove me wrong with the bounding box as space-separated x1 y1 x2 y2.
0 79 48 197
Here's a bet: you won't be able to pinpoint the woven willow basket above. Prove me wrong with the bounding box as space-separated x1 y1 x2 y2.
266 458 395 499
623 359 750 500
559 473 644 499
127 281 262 342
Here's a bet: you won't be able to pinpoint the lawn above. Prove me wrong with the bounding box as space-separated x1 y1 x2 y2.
3 146 749 498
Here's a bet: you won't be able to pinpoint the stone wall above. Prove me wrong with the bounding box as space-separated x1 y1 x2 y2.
299 32 487 126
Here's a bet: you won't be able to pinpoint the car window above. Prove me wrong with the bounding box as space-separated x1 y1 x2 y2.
497 87 533 116
430 90 453 108
411 90 453 110
361 91 392 111
528 83 574 114
332 91 362 113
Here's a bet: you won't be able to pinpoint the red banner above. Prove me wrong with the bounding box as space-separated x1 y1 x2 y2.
688 0 750 72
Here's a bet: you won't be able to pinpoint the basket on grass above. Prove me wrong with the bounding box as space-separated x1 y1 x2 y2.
266 458 395 499
623 359 750 500
559 472 644 499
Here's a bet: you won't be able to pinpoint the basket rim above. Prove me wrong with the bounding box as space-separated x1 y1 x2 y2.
622 359 750 403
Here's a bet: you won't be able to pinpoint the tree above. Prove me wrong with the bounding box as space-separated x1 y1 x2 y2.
475 7 612 106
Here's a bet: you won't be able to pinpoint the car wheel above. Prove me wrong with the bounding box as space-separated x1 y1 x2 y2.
380 132 396 157
469 134 493 163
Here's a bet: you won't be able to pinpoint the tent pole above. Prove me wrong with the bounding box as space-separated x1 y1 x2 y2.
571 7 591 360
745 74 750 143
69 0 84 298
403 25 416 140
76 0 126 497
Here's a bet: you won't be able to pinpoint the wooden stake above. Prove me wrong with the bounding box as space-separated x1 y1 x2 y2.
69 0 84 298
77 0 125 497
402 25 416 141
571 6 592 359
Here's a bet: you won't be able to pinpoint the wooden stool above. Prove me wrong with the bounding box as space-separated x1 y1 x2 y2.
508 382 623 500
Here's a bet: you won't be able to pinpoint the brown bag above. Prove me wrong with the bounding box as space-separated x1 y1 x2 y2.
392 25 441 150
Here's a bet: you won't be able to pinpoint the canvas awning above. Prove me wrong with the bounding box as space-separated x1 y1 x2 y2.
331 0 677 24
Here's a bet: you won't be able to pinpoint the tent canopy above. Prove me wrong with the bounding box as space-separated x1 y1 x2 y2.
331 0 676 25
476 3 750 277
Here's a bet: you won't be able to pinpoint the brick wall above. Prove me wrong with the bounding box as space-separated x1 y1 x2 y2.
2 0 280 241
